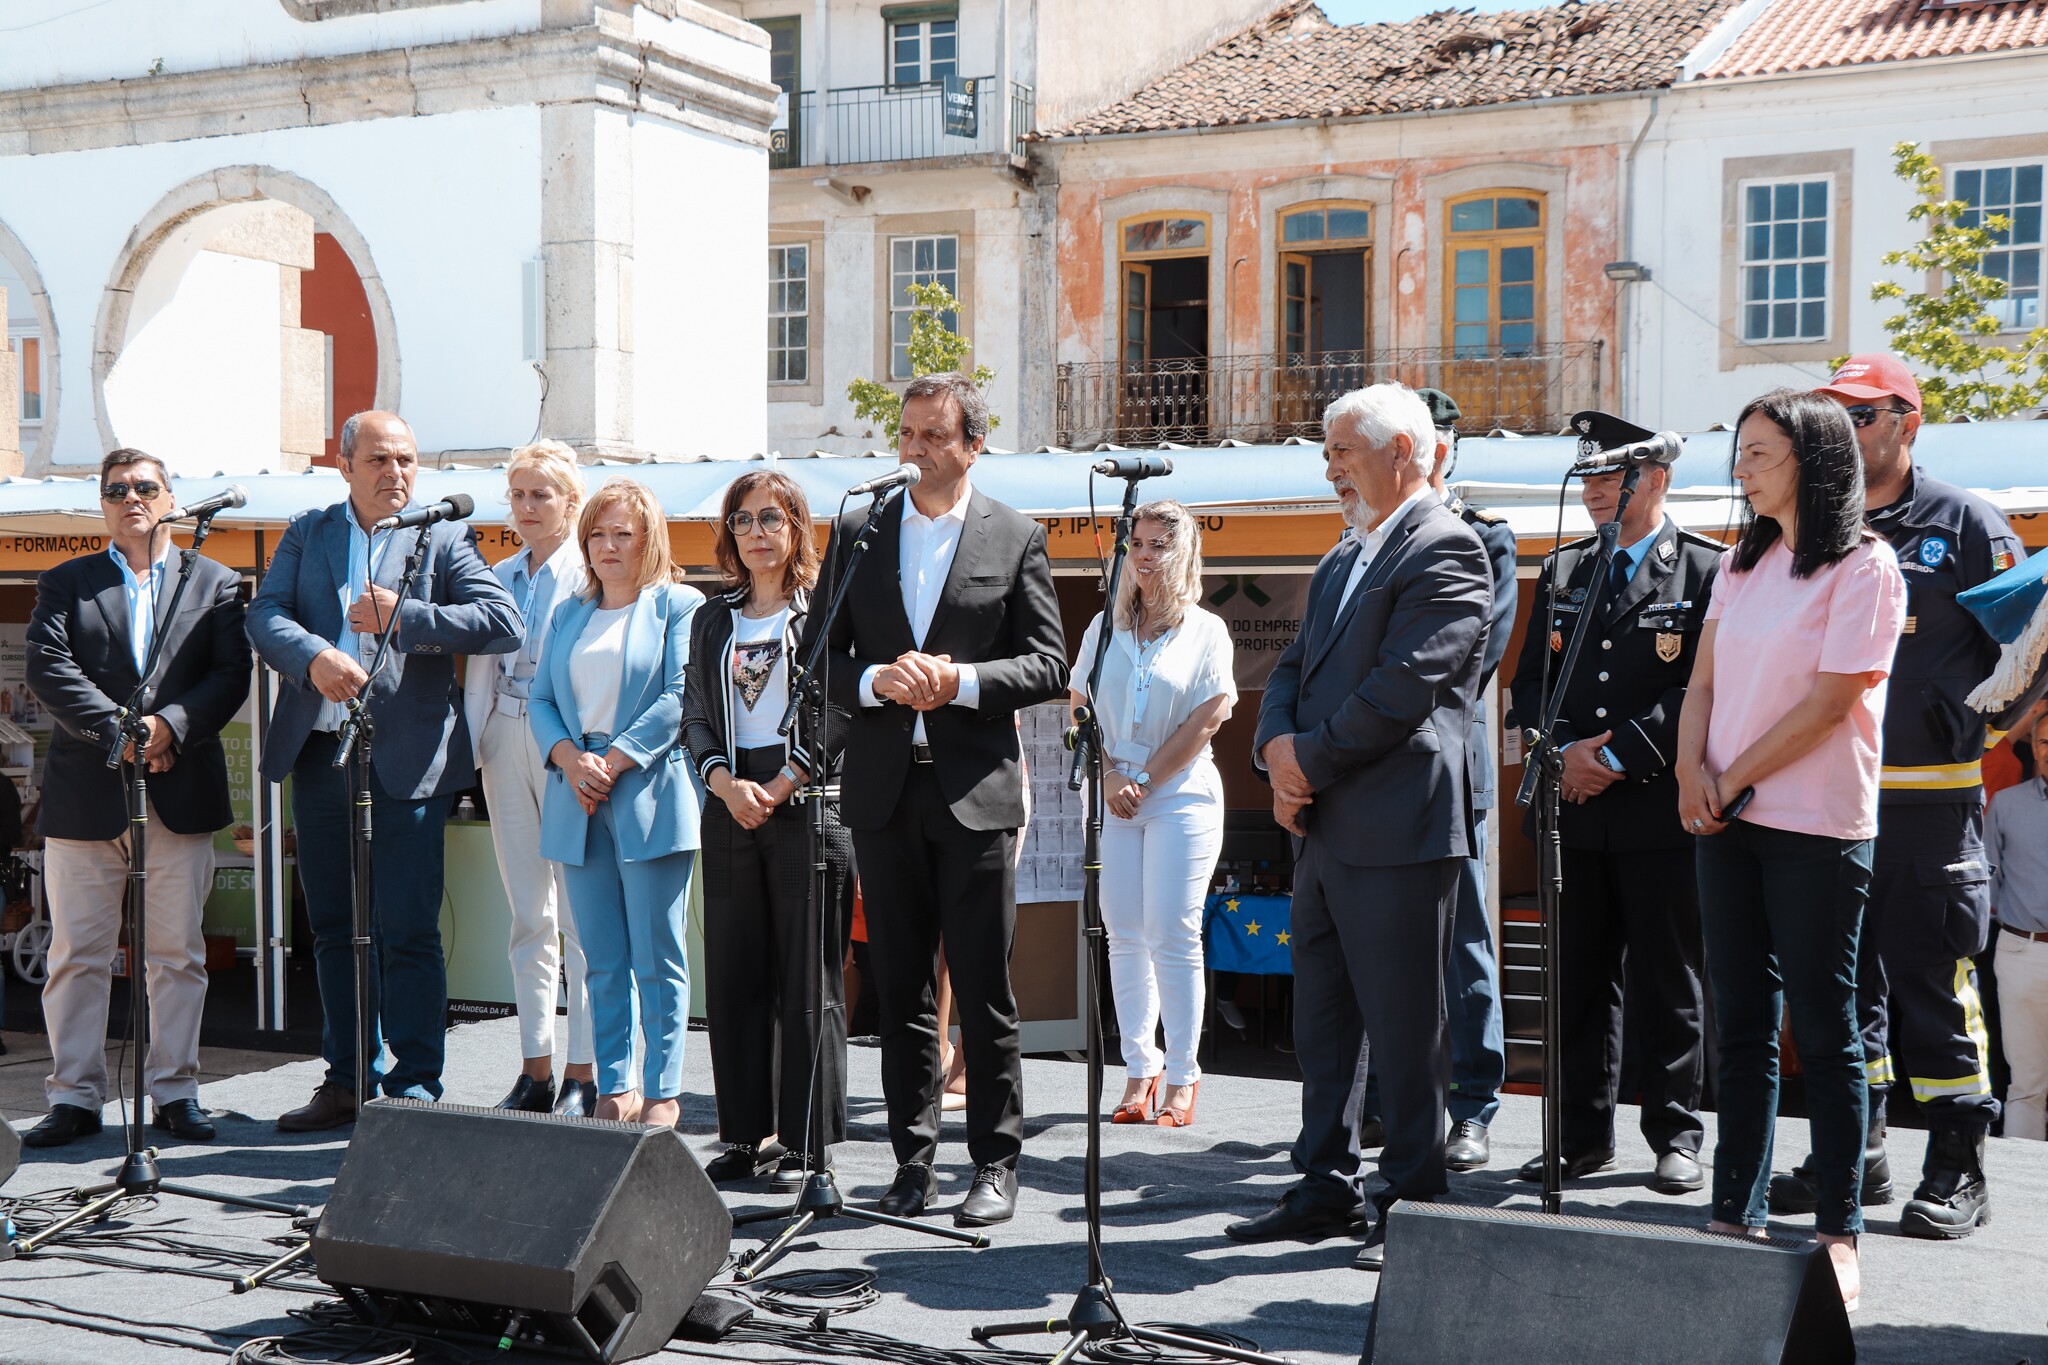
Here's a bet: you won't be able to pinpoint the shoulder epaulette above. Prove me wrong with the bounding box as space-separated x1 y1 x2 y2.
1464 506 1507 527
1677 529 1727 551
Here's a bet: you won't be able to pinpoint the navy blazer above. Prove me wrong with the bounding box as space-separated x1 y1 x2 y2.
27 548 250 841
246 502 521 799
1254 495 1492 867
528 581 706 866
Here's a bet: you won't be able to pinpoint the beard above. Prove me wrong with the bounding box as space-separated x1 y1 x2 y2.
1339 493 1378 534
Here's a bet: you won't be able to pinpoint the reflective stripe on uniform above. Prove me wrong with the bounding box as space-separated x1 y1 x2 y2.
1879 760 1984 791
1906 959 1994 1104
1864 1054 1896 1085
1984 728 2007 750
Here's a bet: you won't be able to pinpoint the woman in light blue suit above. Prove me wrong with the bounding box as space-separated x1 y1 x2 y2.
529 479 705 1126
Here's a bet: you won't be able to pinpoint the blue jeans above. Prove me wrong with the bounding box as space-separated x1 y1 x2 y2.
292 732 449 1100
564 795 695 1100
1697 819 1872 1235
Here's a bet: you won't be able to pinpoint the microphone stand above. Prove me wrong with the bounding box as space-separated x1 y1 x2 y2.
729 482 989 1281
1513 460 1645 1216
970 477 1291 1365
12 510 309 1260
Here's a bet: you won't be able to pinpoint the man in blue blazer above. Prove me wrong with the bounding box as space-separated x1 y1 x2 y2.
1232 384 1492 1272
247 411 520 1129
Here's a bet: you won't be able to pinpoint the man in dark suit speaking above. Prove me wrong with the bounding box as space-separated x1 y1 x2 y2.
22 449 251 1148
1232 384 1492 1271
803 372 1067 1228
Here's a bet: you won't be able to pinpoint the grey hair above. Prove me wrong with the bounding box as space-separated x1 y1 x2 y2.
902 371 990 444
1323 384 1437 465
1114 499 1206 634
338 410 413 463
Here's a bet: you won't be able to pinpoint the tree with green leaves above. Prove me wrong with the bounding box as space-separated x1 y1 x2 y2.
847 280 999 444
1859 141 2048 420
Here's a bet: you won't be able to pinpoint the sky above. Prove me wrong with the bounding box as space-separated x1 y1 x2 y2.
1316 0 1536 23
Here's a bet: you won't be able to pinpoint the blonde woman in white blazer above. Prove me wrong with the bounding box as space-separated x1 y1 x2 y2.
462 441 598 1116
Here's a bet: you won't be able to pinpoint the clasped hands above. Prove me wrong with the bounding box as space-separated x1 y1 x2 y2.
1261 734 1314 836
710 764 803 830
1677 761 1733 838
872 650 960 712
123 713 177 773
549 742 639 815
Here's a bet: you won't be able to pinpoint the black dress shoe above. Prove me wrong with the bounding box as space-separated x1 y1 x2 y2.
276 1082 358 1132
1358 1118 1388 1150
1444 1120 1490 1172
1516 1149 1615 1182
876 1162 938 1218
22 1103 103 1148
769 1148 830 1194
705 1140 788 1184
151 1098 216 1142
1224 1190 1366 1243
1352 1217 1387 1272
552 1079 599 1119
956 1164 1019 1227
497 1073 557 1113
1650 1150 1705 1195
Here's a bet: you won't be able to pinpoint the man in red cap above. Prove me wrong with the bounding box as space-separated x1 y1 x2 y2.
1767 355 2024 1239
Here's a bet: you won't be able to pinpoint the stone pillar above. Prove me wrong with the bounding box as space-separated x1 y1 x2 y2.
539 101 638 459
0 284 19 477
207 202 323 470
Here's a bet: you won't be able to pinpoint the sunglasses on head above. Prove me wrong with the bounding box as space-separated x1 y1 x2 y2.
102 480 165 503
1844 403 1910 429
727 509 789 535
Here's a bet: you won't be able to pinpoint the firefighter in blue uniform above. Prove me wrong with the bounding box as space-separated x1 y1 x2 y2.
1357 388 1515 1171
1768 355 2023 1238
1506 411 1723 1195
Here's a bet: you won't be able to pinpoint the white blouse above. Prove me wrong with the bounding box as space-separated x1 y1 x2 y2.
569 603 633 738
1072 604 1237 774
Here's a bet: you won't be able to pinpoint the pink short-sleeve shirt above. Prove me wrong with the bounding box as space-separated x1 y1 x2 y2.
1704 537 1907 841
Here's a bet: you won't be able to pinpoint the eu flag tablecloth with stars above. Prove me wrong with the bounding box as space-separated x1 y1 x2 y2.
1203 893 1293 976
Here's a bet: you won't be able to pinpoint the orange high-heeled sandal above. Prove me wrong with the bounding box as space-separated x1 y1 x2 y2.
1155 1080 1200 1128
1110 1075 1161 1124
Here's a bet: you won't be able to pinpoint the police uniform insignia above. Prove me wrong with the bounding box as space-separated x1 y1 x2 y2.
1567 587 1587 604
1903 615 1917 634
1658 540 1676 563
1656 632 1681 663
1919 537 1948 567
1993 549 2017 572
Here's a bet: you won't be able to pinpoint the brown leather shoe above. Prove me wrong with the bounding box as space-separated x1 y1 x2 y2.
276 1082 358 1132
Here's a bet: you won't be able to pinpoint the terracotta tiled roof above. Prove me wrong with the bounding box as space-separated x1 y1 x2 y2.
1040 0 1741 139
1702 0 2048 78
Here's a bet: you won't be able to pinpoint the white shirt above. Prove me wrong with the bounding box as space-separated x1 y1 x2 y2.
1073 606 1237 775
858 481 982 742
569 603 633 738
1336 483 1438 616
730 606 791 749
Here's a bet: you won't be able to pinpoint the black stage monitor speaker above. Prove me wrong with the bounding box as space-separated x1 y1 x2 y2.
1365 1204 1854 1365
312 1100 732 1363
1 1114 18 1188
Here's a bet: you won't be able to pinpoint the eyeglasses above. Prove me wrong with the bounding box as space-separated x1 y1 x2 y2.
727 508 789 536
102 480 165 503
1845 404 1910 429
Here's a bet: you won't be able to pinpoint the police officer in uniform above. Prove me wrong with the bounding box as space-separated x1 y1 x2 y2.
1768 355 2022 1238
1357 389 1515 1170
1507 411 1722 1194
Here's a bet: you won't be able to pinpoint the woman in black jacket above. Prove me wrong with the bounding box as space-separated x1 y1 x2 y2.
683 470 851 1188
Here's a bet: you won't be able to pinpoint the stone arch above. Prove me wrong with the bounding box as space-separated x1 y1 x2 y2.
0 218 59 469
93 166 398 469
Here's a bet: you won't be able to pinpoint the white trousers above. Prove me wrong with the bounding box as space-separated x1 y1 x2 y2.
42 803 213 1108
479 706 594 1065
1099 761 1225 1086
1996 930 2048 1141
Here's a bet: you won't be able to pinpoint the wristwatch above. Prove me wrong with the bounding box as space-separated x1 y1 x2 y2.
1132 770 1153 791
778 763 803 787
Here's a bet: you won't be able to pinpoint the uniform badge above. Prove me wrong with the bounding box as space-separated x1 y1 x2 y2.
1550 630 1563 653
1656 632 1682 663
1902 615 1917 635
1993 549 2017 572
1658 540 1676 562
1918 537 1948 567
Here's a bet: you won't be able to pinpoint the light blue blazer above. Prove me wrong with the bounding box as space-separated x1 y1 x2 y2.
529 581 705 866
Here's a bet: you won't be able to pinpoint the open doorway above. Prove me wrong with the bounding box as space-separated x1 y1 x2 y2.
1118 215 1210 441
1276 203 1371 434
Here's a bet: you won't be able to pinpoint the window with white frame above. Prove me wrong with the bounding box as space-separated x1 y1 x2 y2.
9 330 42 424
888 234 957 381
768 245 809 385
1739 178 1831 344
889 13 957 86
1955 162 2043 332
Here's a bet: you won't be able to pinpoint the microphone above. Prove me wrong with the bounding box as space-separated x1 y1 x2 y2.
1570 432 1683 474
371 493 475 533
162 485 248 523
1093 454 1174 480
845 465 922 498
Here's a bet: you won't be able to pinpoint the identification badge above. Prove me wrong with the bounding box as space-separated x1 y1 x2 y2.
1656 632 1682 663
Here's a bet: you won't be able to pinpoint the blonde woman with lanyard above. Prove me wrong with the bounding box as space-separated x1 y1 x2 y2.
1072 499 1236 1128
464 441 599 1116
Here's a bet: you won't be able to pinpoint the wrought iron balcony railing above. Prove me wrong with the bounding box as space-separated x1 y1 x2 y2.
1054 343 1604 448
769 78 1033 170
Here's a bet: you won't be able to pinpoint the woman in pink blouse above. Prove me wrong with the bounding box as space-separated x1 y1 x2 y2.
1675 389 1907 1312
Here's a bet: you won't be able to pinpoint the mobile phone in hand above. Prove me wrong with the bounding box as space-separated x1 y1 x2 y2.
1722 786 1756 822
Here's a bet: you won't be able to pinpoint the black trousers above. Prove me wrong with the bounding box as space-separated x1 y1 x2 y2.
701 747 853 1151
852 763 1023 1170
1557 845 1706 1158
1290 841 1456 1209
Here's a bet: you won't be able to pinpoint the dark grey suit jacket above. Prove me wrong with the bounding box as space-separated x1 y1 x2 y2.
1254 495 1493 867
246 503 521 800
803 487 1068 833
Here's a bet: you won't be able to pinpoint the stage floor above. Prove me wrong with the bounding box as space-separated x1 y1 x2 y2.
3 1015 2045 1364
